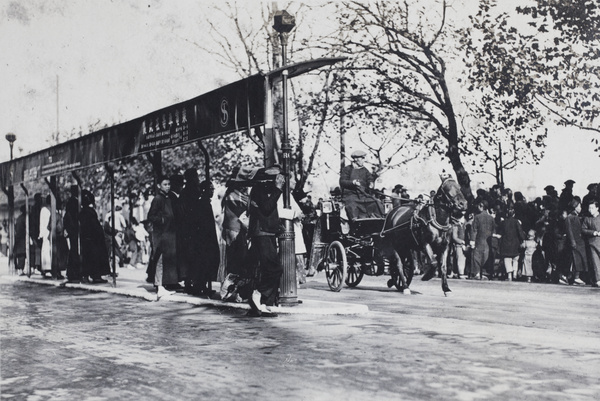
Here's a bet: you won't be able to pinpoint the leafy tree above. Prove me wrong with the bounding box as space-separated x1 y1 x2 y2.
463 0 600 154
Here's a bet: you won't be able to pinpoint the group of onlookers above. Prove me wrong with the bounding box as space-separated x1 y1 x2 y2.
446 180 600 287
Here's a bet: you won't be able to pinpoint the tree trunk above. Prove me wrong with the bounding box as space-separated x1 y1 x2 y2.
446 120 473 201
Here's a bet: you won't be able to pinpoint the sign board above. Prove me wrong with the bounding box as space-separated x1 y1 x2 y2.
1 74 266 187
0 57 346 188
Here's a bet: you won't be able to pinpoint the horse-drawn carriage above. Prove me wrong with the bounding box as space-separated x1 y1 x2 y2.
307 178 468 296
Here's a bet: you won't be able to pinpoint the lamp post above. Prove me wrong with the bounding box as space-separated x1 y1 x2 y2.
273 10 298 306
5 133 16 272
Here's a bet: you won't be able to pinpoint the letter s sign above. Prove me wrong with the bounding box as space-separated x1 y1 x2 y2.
220 99 229 127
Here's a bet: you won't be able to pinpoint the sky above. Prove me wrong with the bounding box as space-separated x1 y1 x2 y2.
0 0 598 201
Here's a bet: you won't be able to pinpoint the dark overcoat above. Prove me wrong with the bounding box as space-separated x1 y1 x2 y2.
79 206 111 277
499 217 524 258
178 185 220 284
565 213 588 272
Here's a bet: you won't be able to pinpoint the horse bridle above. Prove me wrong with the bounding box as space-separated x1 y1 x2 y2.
436 179 461 212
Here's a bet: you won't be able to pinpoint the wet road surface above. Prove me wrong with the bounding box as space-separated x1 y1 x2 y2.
1 276 599 400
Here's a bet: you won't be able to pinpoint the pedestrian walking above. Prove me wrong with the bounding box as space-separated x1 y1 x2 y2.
247 171 285 316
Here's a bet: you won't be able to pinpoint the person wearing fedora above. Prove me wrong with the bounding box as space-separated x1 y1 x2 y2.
559 180 576 212
339 150 384 220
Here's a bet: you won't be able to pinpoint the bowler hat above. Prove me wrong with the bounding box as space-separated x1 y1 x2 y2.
351 150 367 158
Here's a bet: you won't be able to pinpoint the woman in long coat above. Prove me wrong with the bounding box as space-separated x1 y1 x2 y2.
582 200 600 286
79 190 110 283
179 169 220 296
565 199 588 285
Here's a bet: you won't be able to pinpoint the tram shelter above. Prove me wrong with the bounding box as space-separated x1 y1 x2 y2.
0 57 345 305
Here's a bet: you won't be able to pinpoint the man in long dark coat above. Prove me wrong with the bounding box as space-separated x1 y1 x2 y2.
79 190 110 283
147 175 178 298
178 169 220 296
247 173 285 315
14 205 27 276
565 199 588 285
470 200 495 279
63 185 81 283
559 179 576 212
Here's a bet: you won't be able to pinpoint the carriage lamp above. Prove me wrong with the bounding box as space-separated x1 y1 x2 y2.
321 200 334 214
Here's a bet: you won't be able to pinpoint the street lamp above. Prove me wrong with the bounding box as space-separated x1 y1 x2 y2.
5 133 16 160
5 133 16 273
273 10 297 306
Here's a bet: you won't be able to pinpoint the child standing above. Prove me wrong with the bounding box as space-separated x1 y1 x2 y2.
521 229 537 282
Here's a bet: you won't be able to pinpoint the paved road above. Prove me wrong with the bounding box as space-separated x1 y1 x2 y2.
1 274 599 401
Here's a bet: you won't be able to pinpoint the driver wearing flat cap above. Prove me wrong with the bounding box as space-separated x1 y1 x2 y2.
339 150 383 220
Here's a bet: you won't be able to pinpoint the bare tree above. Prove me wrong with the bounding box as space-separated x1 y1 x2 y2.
330 0 474 198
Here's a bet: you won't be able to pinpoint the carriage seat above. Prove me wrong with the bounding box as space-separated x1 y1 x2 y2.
349 217 386 237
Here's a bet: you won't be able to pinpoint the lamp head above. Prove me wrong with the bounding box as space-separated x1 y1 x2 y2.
273 10 295 33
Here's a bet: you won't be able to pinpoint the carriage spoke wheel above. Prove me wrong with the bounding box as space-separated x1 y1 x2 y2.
346 258 364 288
325 241 347 292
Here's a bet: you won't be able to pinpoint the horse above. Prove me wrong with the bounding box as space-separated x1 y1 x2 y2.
378 178 468 296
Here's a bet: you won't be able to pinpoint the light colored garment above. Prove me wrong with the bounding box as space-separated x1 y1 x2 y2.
278 196 307 255
39 206 51 271
521 239 537 277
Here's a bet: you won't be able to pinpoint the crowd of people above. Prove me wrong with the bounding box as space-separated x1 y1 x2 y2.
6 165 314 316
411 180 600 287
5 160 599 316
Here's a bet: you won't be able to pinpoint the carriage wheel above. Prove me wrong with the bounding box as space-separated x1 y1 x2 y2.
346 256 364 288
325 241 347 292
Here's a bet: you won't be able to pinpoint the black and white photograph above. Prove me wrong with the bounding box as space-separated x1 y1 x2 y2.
1 1 599 400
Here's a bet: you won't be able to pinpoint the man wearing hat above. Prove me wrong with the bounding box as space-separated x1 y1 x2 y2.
391 184 404 208
559 179 576 212
339 150 383 220
582 183 598 218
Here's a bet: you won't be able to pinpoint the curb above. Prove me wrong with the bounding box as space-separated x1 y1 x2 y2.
0 275 369 315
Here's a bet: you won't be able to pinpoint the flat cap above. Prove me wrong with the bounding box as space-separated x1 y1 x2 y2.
351 150 367 158
564 179 575 185
543 185 554 191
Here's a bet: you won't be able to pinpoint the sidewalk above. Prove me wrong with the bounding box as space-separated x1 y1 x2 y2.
0 255 368 315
